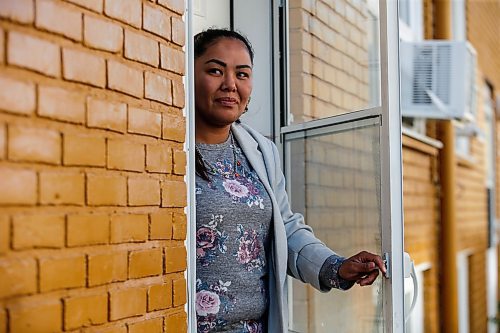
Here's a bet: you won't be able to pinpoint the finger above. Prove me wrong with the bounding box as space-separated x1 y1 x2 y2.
355 252 386 275
357 270 380 286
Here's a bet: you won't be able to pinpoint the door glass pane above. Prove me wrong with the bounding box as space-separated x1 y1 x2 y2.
193 0 230 33
285 118 384 332
288 0 381 125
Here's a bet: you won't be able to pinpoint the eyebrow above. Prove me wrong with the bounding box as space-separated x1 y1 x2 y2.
205 58 252 70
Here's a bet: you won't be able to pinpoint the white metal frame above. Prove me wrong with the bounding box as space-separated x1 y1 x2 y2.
380 0 405 331
185 0 197 331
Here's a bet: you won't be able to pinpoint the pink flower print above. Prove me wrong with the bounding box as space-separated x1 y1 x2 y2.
196 290 221 316
197 227 216 249
222 179 249 198
244 320 263 333
236 230 261 265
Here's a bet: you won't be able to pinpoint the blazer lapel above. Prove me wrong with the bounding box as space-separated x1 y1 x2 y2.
231 123 272 192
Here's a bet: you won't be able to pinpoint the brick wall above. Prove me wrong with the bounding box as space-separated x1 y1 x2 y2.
0 0 187 332
467 0 500 92
288 0 373 123
402 135 440 332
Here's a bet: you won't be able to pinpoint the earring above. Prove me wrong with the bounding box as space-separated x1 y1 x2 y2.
244 97 251 113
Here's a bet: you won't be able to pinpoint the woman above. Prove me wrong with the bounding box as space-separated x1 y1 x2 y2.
194 28 386 333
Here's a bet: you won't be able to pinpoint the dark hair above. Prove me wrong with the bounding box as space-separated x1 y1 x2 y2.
194 28 253 181
194 28 254 64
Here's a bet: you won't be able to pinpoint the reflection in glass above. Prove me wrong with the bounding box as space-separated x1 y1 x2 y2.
286 120 383 332
288 0 381 124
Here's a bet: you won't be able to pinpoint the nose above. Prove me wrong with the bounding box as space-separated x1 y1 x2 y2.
221 73 237 92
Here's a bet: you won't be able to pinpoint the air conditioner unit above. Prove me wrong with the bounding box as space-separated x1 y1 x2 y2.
400 40 477 120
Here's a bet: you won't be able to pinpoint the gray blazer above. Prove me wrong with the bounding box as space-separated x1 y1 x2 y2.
232 122 337 332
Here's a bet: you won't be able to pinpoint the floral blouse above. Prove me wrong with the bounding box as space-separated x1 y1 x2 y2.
195 134 273 333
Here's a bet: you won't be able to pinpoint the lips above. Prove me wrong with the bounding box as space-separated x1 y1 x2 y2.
215 97 238 106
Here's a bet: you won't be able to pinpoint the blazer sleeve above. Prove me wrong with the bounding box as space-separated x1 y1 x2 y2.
267 140 344 292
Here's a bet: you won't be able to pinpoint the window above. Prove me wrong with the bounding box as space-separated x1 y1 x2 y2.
286 0 381 125
457 251 471 333
398 0 426 135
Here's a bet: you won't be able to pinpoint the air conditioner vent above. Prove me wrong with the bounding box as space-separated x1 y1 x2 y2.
400 40 476 120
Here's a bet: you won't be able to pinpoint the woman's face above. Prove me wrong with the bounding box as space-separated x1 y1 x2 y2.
194 38 253 129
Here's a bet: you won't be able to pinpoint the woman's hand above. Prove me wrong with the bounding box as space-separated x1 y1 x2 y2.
338 251 387 286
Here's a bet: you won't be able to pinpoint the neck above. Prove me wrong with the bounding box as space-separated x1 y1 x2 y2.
195 120 232 144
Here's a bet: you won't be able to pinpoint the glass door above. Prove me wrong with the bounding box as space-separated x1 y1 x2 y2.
282 0 404 331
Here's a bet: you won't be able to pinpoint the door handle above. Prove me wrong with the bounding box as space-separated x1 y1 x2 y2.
404 252 418 323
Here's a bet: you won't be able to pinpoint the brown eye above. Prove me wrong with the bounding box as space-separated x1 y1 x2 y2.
208 68 223 75
237 72 250 79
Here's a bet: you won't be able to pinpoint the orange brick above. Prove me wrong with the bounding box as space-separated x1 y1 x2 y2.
124 30 159 67
148 282 172 311
172 78 185 108
85 325 127 333
160 44 184 74
8 125 61 164
87 173 127 206
109 287 147 320
146 144 172 174
65 0 103 12
128 318 163 333
12 214 65 249
162 113 185 142
64 133 106 167
104 0 141 28
0 75 36 115
110 214 149 243
158 0 184 15
173 278 186 307
173 149 186 175
129 248 163 278
145 71 172 105
88 252 127 286
128 107 162 137
64 294 108 330
165 312 187 333
164 246 186 273
161 180 187 208
107 60 143 98
84 14 122 53
171 16 185 46
40 171 85 205
8 31 60 77
40 255 86 292
10 302 61 333
38 85 86 123
63 48 106 87
128 177 160 206
0 168 37 205
0 124 5 159
0 258 36 298
36 0 82 41
172 212 186 240
0 0 34 24
143 3 171 40
87 97 127 133
0 215 9 254
108 139 145 172
150 211 172 240
67 214 109 247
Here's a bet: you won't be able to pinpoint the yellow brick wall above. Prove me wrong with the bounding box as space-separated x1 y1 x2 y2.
402 135 440 333
288 0 372 123
0 1 187 332
467 0 500 92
